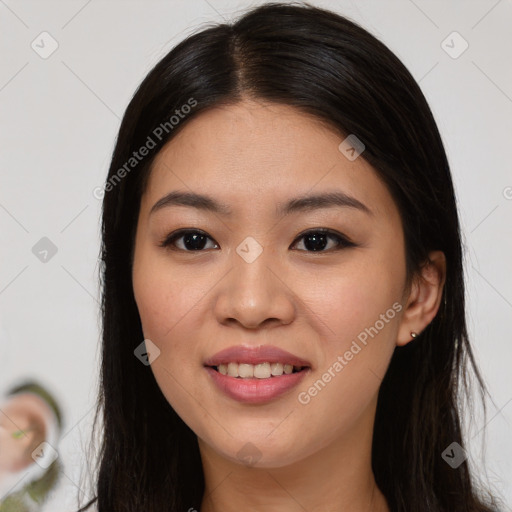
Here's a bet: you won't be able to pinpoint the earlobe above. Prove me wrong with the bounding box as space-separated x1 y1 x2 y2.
397 250 446 347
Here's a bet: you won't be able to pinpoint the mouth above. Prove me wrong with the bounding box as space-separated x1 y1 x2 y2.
204 362 311 404
203 345 312 403
208 362 310 379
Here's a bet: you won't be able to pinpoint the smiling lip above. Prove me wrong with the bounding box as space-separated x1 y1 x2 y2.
203 345 311 368
204 345 311 404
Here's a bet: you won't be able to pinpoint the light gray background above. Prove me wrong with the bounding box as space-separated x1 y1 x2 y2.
1 0 511 510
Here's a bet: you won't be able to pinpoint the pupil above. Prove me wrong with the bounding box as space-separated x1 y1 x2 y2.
184 233 207 250
304 233 327 251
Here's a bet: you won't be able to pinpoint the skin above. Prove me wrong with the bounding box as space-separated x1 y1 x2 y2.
132 98 446 512
0 393 48 478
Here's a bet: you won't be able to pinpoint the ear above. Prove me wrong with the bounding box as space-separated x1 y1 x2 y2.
397 250 446 347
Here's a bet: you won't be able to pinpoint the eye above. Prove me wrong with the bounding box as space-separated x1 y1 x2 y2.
159 229 219 251
159 228 355 253
290 228 355 252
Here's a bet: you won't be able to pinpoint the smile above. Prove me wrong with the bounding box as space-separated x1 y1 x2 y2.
212 362 308 379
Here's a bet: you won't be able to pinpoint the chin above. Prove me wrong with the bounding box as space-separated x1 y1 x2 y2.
206 432 312 470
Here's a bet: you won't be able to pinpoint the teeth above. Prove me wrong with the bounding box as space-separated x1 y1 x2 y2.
254 362 271 378
270 362 284 376
227 362 238 377
238 363 254 378
216 362 304 379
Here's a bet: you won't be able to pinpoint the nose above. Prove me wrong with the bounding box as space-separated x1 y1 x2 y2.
213 248 296 330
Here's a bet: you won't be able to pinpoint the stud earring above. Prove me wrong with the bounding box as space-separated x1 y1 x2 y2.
410 331 418 338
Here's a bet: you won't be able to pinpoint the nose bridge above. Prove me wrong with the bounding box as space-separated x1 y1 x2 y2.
214 236 295 328
232 237 277 303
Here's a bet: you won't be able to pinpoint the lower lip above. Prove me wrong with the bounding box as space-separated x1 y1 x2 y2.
205 366 310 404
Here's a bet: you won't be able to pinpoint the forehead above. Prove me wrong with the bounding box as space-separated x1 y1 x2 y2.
142 100 398 220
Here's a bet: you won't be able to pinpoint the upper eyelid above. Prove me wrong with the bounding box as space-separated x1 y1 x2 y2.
291 229 354 249
160 228 352 249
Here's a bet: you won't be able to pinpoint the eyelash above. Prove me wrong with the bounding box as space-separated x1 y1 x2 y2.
158 228 355 253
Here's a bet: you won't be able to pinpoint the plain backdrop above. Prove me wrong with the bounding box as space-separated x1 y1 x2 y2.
1 0 511 510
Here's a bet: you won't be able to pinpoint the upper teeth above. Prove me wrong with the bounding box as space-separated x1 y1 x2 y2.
216 362 303 378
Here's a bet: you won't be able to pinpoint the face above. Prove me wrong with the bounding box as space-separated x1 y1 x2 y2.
0 393 47 475
132 99 409 468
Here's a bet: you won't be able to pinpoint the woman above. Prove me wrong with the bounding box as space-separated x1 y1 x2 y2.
78 3 504 511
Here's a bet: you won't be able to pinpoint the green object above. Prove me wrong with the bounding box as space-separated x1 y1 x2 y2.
0 458 61 511
11 427 36 440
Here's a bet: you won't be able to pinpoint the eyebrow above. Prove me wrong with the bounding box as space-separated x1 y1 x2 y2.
149 190 372 217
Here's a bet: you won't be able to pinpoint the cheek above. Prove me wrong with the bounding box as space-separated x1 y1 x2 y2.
289 268 403 454
132 248 208 342
132 248 213 415
297 249 404 404
302 252 404 346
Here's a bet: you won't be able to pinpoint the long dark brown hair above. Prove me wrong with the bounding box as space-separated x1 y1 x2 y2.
77 3 504 511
